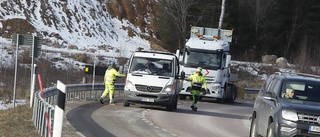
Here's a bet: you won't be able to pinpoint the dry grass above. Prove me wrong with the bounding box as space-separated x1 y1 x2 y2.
0 105 41 137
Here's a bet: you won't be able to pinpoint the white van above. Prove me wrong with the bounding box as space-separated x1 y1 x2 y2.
123 50 185 111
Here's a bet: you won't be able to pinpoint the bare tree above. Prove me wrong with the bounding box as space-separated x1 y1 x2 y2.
284 8 302 58
246 0 277 33
158 0 197 49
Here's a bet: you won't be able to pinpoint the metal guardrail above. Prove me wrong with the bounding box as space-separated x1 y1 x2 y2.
243 88 260 99
32 83 125 137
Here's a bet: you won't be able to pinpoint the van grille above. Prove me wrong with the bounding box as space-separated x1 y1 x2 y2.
298 113 320 126
135 84 163 93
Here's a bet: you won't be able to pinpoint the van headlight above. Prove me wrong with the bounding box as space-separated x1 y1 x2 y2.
125 80 134 90
282 110 298 121
163 85 173 94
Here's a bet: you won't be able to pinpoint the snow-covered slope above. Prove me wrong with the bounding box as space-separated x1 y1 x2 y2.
0 0 151 54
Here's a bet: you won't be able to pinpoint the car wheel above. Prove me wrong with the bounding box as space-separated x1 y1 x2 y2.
123 100 130 107
249 116 259 137
266 122 275 137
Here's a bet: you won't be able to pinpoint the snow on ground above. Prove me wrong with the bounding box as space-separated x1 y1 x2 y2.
0 100 27 110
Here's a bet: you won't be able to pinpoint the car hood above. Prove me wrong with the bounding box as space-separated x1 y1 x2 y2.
281 99 320 113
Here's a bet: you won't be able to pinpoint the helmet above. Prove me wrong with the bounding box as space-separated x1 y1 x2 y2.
108 61 116 69
196 67 202 72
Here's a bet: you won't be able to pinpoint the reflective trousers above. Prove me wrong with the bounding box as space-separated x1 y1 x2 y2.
191 89 200 106
101 83 115 102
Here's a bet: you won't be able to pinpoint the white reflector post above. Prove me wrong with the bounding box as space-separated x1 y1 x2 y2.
53 80 66 137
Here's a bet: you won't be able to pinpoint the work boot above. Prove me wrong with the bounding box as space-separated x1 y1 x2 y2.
109 100 115 105
99 98 104 104
191 106 197 111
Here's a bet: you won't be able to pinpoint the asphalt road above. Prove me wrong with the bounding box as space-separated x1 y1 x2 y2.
65 98 254 137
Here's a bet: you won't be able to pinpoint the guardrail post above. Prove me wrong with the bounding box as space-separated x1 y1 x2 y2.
53 80 66 137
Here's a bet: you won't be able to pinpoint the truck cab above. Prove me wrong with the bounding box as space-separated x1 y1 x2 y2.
123 50 185 110
176 26 238 103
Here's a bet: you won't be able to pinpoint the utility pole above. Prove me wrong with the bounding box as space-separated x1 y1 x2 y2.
218 0 226 37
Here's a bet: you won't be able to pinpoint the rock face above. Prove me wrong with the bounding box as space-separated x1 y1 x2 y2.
262 55 277 64
276 57 288 68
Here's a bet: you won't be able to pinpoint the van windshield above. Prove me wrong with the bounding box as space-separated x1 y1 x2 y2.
129 57 173 77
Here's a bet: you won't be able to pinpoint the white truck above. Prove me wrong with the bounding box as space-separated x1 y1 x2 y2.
176 26 238 103
123 50 185 110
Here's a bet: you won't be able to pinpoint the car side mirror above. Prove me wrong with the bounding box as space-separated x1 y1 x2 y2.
263 92 278 106
263 92 274 99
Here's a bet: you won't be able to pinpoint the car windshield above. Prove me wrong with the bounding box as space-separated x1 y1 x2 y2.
129 57 173 77
280 80 320 103
183 50 222 70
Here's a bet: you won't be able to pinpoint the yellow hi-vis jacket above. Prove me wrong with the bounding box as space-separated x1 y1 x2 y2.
104 68 125 84
185 72 207 90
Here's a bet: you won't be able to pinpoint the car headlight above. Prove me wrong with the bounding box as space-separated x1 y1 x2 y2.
163 85 173 94
282 110 298 121
125 80 134 90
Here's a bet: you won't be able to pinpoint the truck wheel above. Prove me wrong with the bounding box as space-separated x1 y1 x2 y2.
123 100 130 107
226 84 236 104
179 95 186 100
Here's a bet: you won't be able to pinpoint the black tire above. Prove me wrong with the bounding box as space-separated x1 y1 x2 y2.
167 95 178 111
123 99 130 107
266 122 275 137
179 95 186 100
226 84 236 104
173 95 178 110
249 116 259 137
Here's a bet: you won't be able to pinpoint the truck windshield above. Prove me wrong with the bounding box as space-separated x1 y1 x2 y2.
129 57 173 77
183 50 222 70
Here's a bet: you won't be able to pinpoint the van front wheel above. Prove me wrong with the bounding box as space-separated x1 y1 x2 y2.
167 96 178 111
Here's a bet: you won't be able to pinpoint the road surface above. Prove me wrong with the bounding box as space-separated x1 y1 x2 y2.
64 98 253 137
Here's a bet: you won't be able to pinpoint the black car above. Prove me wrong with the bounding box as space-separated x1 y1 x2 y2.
250 72 320 137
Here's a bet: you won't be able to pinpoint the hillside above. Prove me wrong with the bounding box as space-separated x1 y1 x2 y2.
0 0 157 51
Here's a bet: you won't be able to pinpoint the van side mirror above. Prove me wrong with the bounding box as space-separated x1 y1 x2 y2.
180 71 185 80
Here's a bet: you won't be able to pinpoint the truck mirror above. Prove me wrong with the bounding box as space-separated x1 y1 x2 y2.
119 65 124 73
176 50 180 57
226 54 231 68
180 71 185 80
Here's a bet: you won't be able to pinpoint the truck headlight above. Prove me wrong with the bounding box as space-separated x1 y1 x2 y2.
125 80 134 90
212 83 221 91
282 110 298 121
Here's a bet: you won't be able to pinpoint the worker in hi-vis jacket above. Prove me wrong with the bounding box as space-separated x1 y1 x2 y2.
100 62 125 105
185 67 207 111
